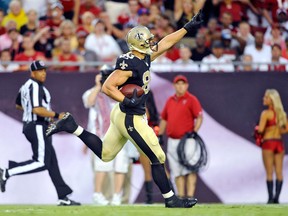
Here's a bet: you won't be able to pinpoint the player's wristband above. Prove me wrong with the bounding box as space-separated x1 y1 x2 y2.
54 112 59 119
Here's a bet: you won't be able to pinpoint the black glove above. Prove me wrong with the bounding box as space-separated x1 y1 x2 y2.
158 135 164 146
122 89 145 107
183 10 203 32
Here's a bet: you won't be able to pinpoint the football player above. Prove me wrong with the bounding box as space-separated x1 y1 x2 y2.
46 1 205 208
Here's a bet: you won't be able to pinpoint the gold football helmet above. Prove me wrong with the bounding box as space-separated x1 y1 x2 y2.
126 26 158 55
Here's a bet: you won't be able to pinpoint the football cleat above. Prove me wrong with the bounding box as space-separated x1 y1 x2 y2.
46 112 78 137
58 197 81 206
0 168 7 192
165 195 197 208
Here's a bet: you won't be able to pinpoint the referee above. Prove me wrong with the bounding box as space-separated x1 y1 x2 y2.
0 60 80 206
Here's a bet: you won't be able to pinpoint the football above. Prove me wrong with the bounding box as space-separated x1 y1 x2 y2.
120 84 144 98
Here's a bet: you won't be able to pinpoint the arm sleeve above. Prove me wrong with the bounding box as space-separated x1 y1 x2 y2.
191 96 202 117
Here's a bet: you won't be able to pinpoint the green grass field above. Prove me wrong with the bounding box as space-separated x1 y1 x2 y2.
0 204 288 216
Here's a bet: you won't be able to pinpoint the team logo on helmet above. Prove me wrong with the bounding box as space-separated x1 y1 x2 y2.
126 26 158 55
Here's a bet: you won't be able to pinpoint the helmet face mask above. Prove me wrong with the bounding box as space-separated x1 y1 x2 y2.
127 26 158 55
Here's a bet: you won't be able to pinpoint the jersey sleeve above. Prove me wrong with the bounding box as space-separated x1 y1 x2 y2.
115 54 136 72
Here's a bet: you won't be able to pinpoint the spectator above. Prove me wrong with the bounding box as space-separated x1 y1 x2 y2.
34 26 54 59
0 20 22 53
2 0 28 31
19 9 38 35
173 45 199 72
82 66 132 205
54 38 83 72
73 27 98 71
105 0 130 24
14 34 46 71
0 8 6 35
256 89 287 204
262 0 281 26
201 40 234 72
22 0 48 20
84 19 122 63
137 7 150 26
59 0 80 25
200 17 219 48
79 0 102 21
236 21 255 46
116 0 139 26
45 2 65 39
58 19 78 50
221 29 244 61
159 74 203 199
191 32 211 61
148 3 161 24
80 11 95 33
218 11 237 33
0 49 19 72
244 31 271 71
268 44 288 72
237 54 255 72
264 24 286 51
154 13 175 39
245 0 269 33
217 0 243 26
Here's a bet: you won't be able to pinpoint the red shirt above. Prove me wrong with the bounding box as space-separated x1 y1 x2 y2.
219 2 243 23
165 46 180 61
60 0 74 12
14 52 45 61
79 4 102 17
264 0 279 22
58 54 79 71
161 92 202 139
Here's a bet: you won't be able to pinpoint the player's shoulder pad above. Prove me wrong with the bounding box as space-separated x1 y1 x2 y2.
115 52 136 71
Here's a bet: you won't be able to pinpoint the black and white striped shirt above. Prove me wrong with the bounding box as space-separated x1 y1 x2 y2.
16 78 51 123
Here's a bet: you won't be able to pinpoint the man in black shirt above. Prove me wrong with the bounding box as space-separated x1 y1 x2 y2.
191 32 211 61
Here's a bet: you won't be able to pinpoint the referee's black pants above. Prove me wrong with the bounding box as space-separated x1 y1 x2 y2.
7 122 72 199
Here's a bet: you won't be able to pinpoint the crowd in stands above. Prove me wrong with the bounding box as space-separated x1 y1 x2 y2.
0 0 288 73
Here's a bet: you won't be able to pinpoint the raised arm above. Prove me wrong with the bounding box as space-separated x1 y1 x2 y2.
151 1 205 61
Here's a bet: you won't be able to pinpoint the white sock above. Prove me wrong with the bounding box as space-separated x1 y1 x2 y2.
73 126 84 136
2 169 7 181
162 190 174 199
